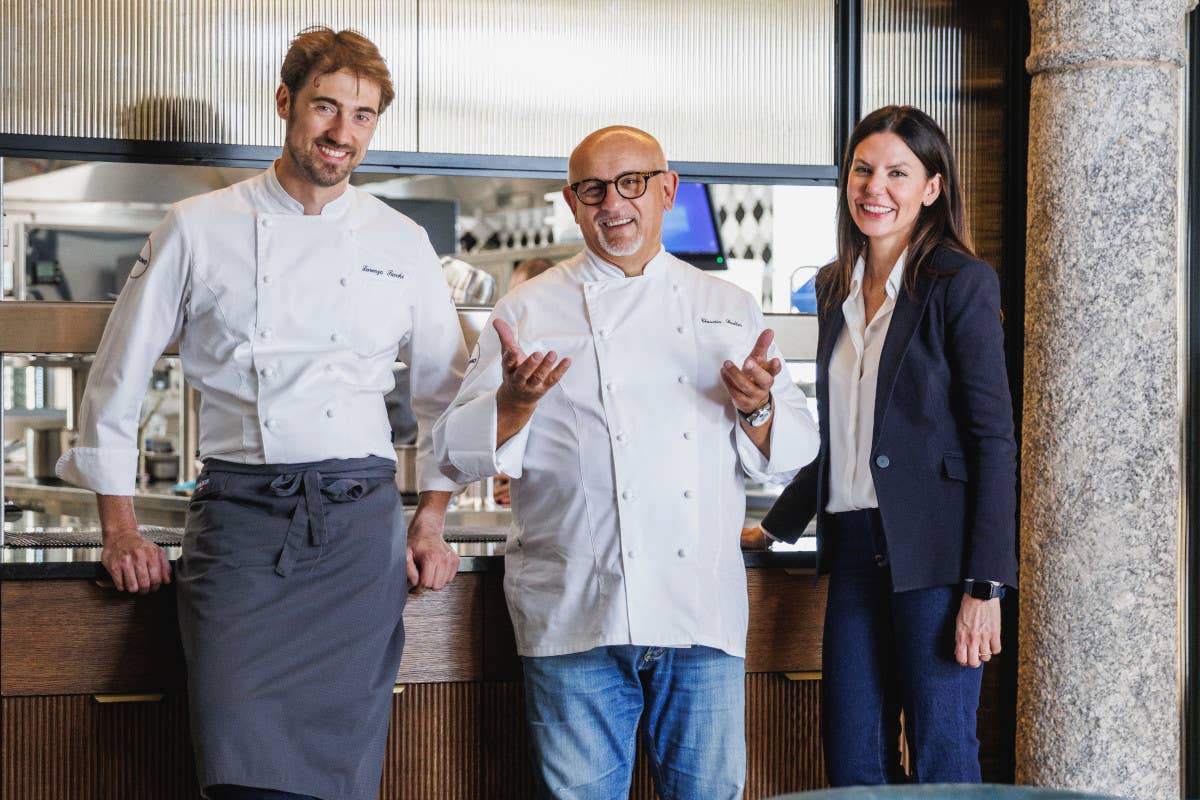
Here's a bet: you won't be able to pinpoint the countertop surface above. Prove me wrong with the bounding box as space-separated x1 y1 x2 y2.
1 509 816 580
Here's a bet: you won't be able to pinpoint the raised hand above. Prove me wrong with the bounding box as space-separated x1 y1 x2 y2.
494 319 571 410
720 328 782 415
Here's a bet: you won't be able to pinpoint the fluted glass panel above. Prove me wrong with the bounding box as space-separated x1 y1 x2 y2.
860 0 1008 269
0 0 418 150
419 0 835 165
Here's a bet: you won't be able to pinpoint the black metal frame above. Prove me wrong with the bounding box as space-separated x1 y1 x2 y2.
835 0 862 166
1185 7 1200 799
0 132 841 185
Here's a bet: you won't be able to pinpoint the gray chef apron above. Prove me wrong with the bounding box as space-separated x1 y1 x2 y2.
175 456 405 800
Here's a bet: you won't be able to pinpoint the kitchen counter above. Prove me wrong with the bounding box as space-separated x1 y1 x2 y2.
1 508 816 580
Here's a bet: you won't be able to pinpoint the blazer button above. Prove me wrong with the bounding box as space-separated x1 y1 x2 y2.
875 454 890 468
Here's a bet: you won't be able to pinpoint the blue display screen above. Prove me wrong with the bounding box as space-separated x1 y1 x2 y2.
662 182 720 255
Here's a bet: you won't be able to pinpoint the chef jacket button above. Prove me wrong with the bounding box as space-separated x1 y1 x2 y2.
677 548 687 558
683 431 694 440
616 433 628 444
260 219 270 228
683 489 695 499
676 325 685 334
626 549 637 559
876 454 891 469
671 284 680 292
261 274 272 285
622 490 634 501
330 332 342 343
260 328 273 340
262 367 276 379
606 382 616 393
598 328 610 338
325 408 336 418
340 277 349 287
265 418 279 430
677 375 688 384
325 363 336 373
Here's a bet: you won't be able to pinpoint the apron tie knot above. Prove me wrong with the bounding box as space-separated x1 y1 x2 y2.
269 470 366 577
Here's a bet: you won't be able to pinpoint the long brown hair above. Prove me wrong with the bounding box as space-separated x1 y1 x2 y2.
821 105 974 311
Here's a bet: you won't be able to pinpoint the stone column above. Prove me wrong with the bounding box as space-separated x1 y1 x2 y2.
1018 2 1196 798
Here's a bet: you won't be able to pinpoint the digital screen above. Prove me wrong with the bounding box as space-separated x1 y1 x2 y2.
662 182 721 257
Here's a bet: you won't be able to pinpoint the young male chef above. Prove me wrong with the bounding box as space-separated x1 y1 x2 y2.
435 126 820 800
57 27 466 800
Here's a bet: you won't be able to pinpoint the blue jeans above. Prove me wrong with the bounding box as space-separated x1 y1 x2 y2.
522 645 746 800
822 509 984 785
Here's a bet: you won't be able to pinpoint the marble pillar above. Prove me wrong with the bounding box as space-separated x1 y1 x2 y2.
1018 2 1197 798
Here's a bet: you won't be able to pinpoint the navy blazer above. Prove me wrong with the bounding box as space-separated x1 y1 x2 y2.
761 246 1018 591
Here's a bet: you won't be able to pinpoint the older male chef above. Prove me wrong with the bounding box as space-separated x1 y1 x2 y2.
56 28 465 800
435 126 819 800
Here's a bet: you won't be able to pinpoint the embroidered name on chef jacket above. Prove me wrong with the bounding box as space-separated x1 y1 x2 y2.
699 316 744 327
360 264 406 280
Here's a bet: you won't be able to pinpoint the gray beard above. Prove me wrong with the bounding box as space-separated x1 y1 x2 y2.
597 227 643 258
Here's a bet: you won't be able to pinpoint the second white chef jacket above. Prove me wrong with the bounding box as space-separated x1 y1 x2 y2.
57 165 467 496
436 248 819 658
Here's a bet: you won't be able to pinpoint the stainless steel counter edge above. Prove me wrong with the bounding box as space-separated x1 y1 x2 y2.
0 548 816 580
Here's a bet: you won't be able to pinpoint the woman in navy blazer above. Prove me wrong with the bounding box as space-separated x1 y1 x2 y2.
754 106 1017 784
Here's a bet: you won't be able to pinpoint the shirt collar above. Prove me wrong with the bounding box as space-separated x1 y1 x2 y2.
259 161 354 217
580 245 668 281
849 249 907 300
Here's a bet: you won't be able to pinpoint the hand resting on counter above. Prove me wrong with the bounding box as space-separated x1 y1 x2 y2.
97 494 171 594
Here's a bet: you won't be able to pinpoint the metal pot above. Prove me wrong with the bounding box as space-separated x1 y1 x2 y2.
25 427 71 480
394 444 418 494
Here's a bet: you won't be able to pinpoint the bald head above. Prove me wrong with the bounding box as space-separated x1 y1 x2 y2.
563 126 679 277
568 126 667 183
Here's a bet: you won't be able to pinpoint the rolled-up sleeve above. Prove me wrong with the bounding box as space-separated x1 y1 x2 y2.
56 209 191 495
401 233 471 494
434 302 532 483
734 306 820 483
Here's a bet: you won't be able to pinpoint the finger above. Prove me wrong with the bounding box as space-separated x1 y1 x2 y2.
530 351 560 385
406 547 419 587
749 328 774 361
513 351 545 383
719 369 754 404
764 357 783 377
146 556 163 591
544 358 571 387
134 557 152 594
954 632 969 667
160 550 173 585
107 559 126 592
741 359 775 391
989 628 1002 656
121 559 140 594
721 362 760 398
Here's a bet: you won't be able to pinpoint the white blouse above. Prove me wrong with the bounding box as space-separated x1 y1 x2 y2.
825 251 907 513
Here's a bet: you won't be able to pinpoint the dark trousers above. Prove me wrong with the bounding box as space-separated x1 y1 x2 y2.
821 509 983 786
207 787 321 800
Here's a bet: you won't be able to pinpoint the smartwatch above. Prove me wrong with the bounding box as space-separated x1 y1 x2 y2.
962 579 1006 601
739 397 773 427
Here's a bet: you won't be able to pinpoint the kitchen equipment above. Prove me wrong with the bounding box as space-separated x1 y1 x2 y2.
24 427 71 480
394 444 418 494
145 452 180 482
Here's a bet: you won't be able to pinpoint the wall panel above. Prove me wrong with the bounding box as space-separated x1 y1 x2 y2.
859 0 1009 269
0 0 418 150
418 0 835 164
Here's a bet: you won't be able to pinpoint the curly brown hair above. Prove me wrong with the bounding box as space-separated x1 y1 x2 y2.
280 26 395 113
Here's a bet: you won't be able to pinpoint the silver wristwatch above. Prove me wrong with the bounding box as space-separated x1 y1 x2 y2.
739 397 773 427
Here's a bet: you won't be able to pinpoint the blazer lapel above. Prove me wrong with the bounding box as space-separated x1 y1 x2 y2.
871 269 935 449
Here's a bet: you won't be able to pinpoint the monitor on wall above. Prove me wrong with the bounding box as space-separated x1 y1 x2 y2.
662 182 726 270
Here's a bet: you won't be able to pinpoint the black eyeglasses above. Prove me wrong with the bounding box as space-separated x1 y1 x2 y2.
568 170 665 205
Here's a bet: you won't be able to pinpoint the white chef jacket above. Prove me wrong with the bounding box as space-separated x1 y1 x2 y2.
825 252 906 512
57 165 468 496
435 248 819 658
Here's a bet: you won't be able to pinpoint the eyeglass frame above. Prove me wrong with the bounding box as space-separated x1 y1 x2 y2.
567 170 666 205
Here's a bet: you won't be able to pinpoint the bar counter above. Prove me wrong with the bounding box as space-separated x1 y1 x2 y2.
0 503 832 799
